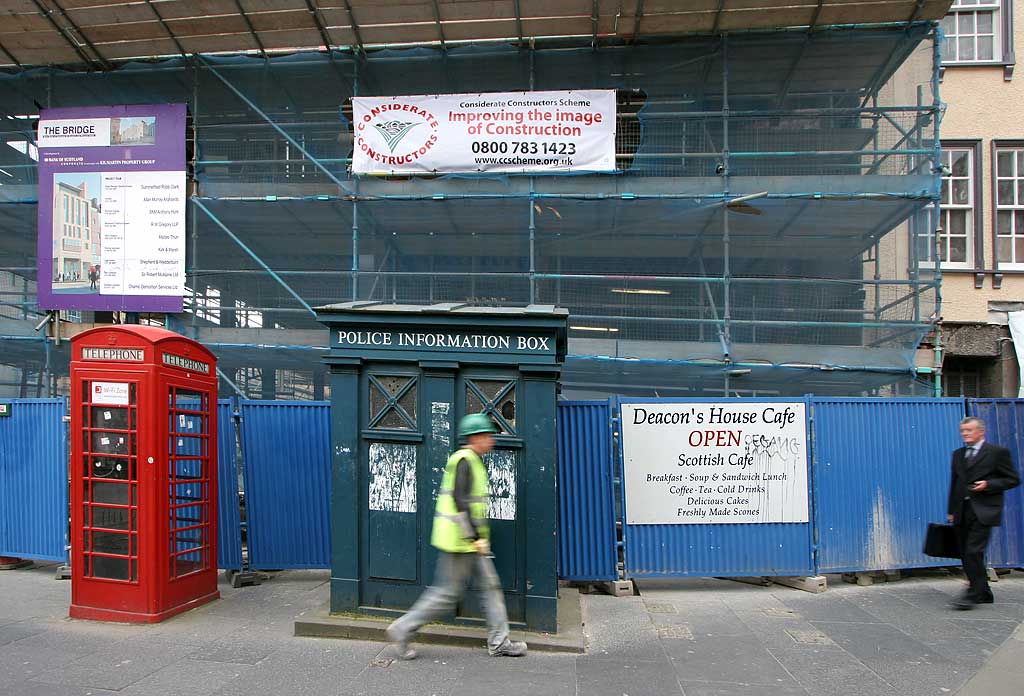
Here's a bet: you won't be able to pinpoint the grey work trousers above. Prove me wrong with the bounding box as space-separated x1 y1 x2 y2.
387 550 510 652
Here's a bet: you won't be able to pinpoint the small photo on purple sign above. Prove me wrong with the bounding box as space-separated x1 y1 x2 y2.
111 116 156 146
51 172 103 295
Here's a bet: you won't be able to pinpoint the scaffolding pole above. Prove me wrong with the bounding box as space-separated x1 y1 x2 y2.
191 197 316 317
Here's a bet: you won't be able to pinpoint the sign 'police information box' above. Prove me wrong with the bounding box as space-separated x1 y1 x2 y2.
333 329 556 355
620 401 810 525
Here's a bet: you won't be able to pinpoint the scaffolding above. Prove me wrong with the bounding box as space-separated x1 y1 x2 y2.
0 23 943 399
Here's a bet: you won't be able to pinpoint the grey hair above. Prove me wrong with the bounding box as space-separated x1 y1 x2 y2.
960 416 986 429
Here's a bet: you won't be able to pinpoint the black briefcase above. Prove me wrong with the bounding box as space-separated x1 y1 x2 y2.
924 523 961 559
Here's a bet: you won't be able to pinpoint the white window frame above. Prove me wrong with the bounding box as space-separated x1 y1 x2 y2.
941 0 1002 64
930 146 976 270
994 145 1024 269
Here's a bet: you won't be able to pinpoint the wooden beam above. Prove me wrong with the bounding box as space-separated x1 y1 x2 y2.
234 0 268 59
809 0 824 28
710 0 725 35
340 0 363 52
513 0 524 43
772 575 827 593
47 0 112 68
628 0 644 44
303 0 333 51
907 0 928 25
0 38 23 68
30 0 105 69
430 0 447 50
142 0 187 58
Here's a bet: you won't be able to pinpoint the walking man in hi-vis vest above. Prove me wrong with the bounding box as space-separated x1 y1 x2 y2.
386 413 528 660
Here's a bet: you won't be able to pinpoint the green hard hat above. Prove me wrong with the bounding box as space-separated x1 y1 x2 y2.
458 413 498 438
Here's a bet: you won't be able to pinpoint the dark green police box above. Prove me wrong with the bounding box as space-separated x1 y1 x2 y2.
317 302 567 632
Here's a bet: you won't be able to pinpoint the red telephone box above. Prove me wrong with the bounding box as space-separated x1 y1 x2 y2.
69 325 219 622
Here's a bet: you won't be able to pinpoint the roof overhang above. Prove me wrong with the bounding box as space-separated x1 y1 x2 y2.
0 0 951 70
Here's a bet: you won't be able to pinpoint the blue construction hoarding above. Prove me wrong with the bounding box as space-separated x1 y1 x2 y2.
3 397 1022 579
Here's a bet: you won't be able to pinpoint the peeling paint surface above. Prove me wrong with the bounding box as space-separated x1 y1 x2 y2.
368 442 417 513
431 402 451 450
868 486 896 570
430 402 451 497
485 449 517 520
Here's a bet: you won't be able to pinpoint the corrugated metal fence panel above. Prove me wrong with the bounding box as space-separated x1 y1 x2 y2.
966 399 1024 568
813 398 965 574
556 400 617 581
0 399 68 562
621 398 816 578
216 400 243 570
240 400 331 569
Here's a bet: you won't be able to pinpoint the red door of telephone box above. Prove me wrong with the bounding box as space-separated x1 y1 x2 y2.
70 325 219 623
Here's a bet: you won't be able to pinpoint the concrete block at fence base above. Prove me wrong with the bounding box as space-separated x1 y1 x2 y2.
598 580 635 597
988 567 1000 583
0 557 33 570
294 587 584 654
840 570 906 586
771 576 827 594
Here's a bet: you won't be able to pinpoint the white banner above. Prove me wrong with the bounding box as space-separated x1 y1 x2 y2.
352 90 616 174
621 402 810 525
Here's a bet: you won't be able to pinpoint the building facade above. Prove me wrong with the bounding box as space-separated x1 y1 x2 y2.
921 0 1024 396
51 179 100 283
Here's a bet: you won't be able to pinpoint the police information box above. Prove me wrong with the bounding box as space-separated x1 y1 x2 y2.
318 303 567 632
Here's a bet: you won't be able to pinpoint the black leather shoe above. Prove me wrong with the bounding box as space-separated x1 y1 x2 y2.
976 594 995 604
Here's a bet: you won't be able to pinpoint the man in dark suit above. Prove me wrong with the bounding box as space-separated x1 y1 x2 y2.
947 416 1020 609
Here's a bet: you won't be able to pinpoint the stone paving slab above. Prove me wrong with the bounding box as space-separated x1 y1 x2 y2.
575 656 685 696
767 646 901 696
663 634 800 686
679 681 811 696
3 564 1024 695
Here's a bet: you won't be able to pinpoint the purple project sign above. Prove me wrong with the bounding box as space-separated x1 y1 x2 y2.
37 103 187 312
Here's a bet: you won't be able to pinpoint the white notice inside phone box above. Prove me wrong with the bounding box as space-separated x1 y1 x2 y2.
91 382 130 406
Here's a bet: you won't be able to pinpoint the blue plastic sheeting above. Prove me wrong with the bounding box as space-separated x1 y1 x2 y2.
813 398 965 573
0 399 67 562
619 398 816 578
966 400 1024 568
216 400 244 570
556 401 618 581
240 400 331 569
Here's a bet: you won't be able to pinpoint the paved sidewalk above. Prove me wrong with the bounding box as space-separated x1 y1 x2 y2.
1 564 1023 695
950 616 1024 695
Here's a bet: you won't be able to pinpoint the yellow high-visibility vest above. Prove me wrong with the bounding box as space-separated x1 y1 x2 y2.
431 448 490 553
